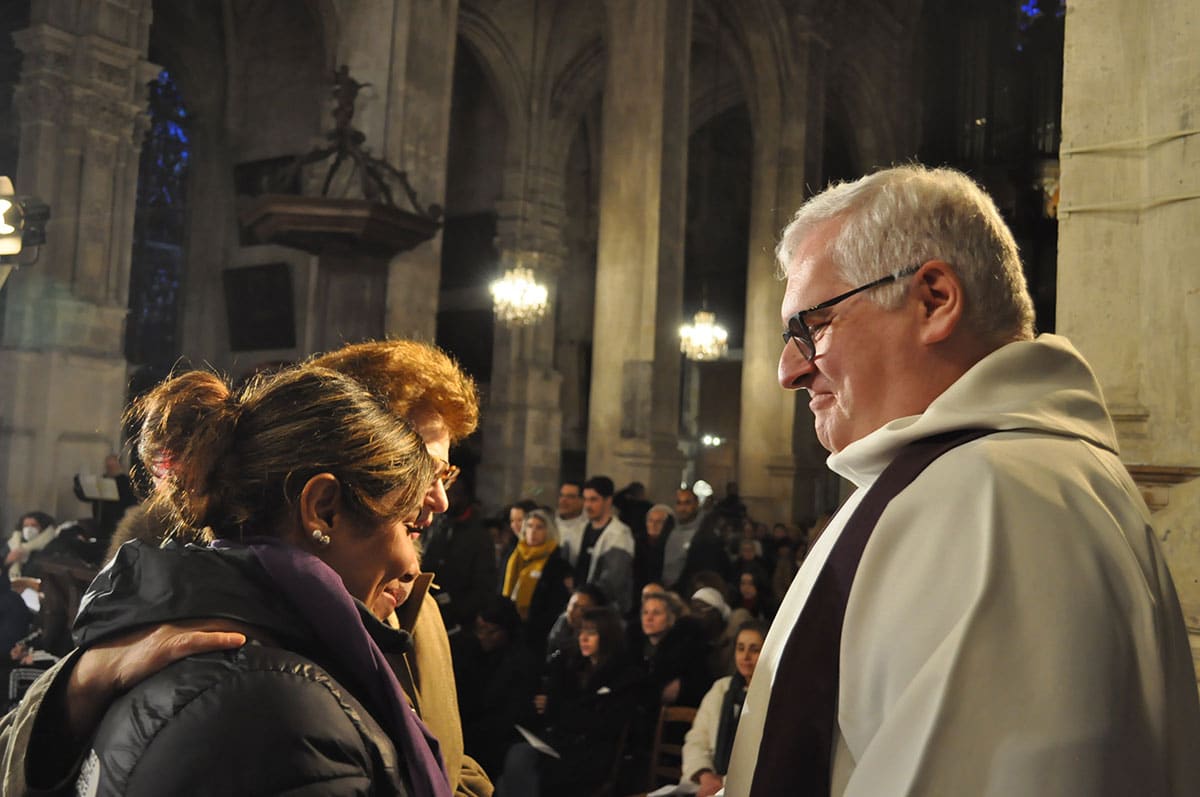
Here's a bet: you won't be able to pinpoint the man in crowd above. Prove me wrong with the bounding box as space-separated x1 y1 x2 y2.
570 476 635 614
724 165 1200 795
670 487 730 596
662 487 702 589
422 478 498 634
554 479 588 569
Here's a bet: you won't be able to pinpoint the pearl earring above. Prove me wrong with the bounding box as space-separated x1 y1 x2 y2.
311 528 331 547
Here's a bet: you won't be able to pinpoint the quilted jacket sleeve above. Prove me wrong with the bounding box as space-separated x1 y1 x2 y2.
81 646 409 797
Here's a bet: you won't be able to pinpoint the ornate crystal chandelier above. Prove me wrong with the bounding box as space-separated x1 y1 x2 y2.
490 252 548 327
679 310 728 361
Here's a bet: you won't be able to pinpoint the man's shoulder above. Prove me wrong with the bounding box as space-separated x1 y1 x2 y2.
602 517 636 548
556 514 587 535
874 429 1148 560
919 429 1133 499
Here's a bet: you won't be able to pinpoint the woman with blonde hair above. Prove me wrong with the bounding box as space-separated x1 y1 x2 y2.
57 365 451 796
501 508 572 653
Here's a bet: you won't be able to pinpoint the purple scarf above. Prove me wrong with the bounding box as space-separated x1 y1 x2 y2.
215 537 451 797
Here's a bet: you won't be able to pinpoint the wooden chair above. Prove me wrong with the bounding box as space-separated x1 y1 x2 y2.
29 558 98 655
645 705 697 791
587 718 631 797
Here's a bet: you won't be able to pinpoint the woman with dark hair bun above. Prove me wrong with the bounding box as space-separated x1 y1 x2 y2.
60 365 451 796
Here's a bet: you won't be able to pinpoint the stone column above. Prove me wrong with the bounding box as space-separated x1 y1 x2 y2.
334 0 459 341
587 0 692 500
1057 0 1200 677
734 22 834 526
0 1 155 523
477 253 563 505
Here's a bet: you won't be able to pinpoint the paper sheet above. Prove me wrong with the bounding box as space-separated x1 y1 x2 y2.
514 724 561 759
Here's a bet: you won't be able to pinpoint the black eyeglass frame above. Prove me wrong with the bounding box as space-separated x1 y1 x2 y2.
781 265 922 361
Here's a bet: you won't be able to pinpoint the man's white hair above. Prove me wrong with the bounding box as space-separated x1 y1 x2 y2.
776 164 1035 345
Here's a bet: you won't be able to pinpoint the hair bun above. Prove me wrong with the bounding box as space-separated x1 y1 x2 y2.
130 370 240 528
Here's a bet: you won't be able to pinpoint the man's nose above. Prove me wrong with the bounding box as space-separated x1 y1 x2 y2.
778 340 815 389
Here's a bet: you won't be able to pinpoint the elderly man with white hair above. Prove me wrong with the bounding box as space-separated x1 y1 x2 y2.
724 165 1200 797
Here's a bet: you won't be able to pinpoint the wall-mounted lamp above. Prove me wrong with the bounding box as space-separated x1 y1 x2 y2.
0 176 50 256
0 176 51 289
0 177 22 256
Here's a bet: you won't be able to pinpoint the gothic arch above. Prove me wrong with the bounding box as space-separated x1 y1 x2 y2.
457 6 527 169
828 59 898 173
544 35 604 176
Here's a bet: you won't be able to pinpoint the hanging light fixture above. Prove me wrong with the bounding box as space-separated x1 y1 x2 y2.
490 250 548 326
679 17 730 362
490 0 549 328
680 310 728 361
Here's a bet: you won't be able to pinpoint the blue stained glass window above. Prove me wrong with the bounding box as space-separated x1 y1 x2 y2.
126 69 190 370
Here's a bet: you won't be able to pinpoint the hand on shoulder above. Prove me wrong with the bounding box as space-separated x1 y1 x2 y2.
66 620 247 739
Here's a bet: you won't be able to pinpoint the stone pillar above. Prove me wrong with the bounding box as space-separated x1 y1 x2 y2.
335 0 459 341
477 248 563 506
737 23 833 525
587 0 691 500
1057 0 1200 679
0 2 156 524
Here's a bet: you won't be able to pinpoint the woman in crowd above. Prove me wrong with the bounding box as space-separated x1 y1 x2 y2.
544 582 608 662
735 570 775 622
502 508 572 653
637 590 711 707
5 511 56 578
52 365 451 796
633 503 674 599
681 621 769 797
495 499 536 585
498 605 638 797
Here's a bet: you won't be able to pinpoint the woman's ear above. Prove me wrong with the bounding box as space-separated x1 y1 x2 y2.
297 473 341 543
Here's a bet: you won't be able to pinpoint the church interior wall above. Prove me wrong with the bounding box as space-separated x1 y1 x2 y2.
227 2 326 163
2 3 1196 691
554 107 601 467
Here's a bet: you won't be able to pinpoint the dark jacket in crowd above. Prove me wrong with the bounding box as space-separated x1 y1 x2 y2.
66 542 424 797
0 571 32 661
423 507 499 632
633 522 671 596
522 553 573 656
531 650 641 794
451 628 540 779
673 513 731 595
637 615 715 710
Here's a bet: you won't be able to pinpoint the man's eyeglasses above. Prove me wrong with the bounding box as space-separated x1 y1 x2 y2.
781 265 921 361
435 461 460 489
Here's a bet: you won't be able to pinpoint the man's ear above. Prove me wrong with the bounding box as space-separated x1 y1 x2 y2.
912 259 964 344
297 473 341 541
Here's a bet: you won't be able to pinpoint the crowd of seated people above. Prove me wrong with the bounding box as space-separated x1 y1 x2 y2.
439 475 814 794
2 495 141 709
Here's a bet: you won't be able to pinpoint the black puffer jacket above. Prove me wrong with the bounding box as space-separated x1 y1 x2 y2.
71 541 413 797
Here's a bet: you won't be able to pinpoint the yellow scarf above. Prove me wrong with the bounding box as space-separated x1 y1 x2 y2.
502 539 559 619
